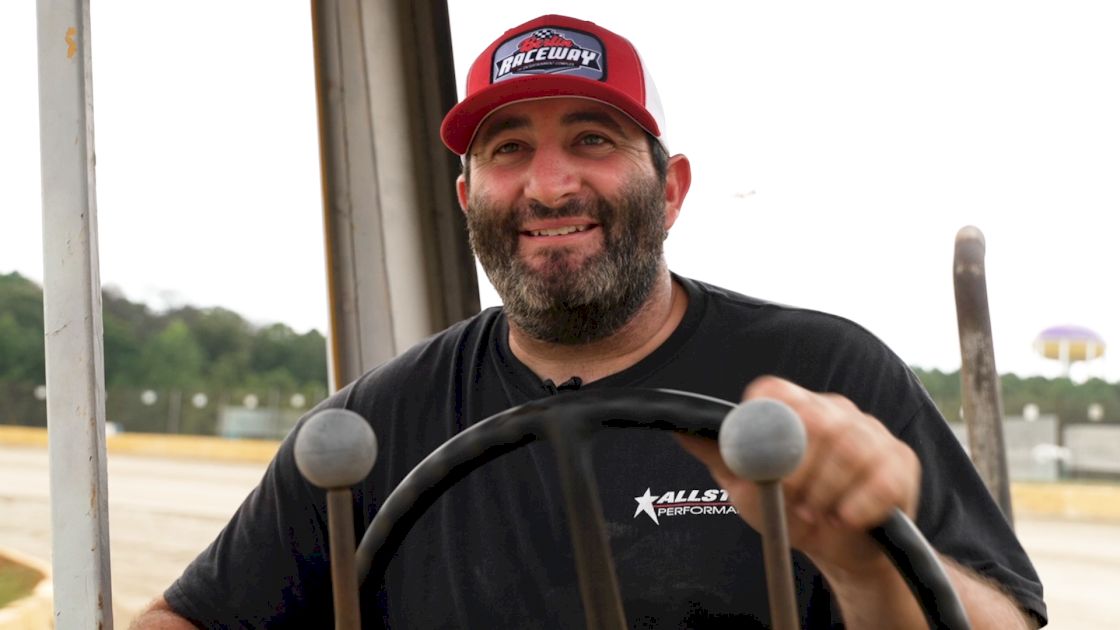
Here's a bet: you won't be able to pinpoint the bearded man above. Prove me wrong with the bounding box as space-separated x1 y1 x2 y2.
135 14 1045 629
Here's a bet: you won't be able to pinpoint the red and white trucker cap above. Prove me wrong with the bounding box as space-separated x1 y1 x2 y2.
440 14 667 156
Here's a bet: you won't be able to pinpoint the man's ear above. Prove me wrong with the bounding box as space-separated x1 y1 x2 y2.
662 154 692 232
456 173 469 213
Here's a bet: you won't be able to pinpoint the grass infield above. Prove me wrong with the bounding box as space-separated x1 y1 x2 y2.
0 557 41 609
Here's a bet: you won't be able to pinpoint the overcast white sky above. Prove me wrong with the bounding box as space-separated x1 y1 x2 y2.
2 1 1118 384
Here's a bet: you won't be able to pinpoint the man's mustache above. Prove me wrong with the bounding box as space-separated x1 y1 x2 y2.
518 199 607 223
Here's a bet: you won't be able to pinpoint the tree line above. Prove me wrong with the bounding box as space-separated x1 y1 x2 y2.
2 270 1117 435
1 271 328 434
912 367 1119 426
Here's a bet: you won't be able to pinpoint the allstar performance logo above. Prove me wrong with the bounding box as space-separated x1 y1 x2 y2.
633 488 738 525
491 27 605 83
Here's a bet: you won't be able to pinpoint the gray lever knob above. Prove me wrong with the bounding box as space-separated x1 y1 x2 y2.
294 408 378 489
718 398 806 482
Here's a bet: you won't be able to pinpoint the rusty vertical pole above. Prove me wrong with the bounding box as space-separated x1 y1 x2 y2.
953 226 1014 526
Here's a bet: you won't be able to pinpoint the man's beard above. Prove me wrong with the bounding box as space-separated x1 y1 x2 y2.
466 176 667 345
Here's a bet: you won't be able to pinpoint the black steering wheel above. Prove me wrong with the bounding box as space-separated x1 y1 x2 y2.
297 389 971 629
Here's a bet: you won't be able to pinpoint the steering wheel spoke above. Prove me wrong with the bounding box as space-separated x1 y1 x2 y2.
548 423 627 629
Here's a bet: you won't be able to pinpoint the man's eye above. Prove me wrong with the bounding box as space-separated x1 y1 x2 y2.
578 134 609 146
494 142 521 155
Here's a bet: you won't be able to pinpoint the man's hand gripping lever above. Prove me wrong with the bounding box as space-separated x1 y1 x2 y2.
294 409 378 630
710 398 971 630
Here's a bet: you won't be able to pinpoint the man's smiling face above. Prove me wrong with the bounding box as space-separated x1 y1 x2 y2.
458 98 671 344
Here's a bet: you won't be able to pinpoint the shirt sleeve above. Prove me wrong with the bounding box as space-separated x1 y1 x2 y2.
811 319 1047 626
901 397 1048 626
164 415 339 628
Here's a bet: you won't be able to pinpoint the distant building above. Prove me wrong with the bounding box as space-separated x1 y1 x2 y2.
218 406 300 440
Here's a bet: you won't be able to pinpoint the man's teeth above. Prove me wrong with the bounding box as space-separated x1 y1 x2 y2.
528 225 590 237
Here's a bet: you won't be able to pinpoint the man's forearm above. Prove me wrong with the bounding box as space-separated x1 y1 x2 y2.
821 553 1035 629
129 597 197 629
941 558 1037 629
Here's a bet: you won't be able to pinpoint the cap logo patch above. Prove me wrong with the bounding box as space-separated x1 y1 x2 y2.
491 27 605 84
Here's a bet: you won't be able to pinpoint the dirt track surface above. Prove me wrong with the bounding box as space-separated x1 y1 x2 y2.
0 445 265 625
1 444 1116 628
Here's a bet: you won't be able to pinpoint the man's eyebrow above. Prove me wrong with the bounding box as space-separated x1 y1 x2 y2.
561 109 630 137
472 108 631 151
474 114 529 150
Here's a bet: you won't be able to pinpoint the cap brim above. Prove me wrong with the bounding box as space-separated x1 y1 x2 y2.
440 75 662 156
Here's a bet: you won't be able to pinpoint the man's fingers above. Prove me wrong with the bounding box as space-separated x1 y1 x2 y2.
675 434 761 522
789 412 881 524
678 379 921 575
745 377 861 430
787 452 861 525
742 376 920 529
675 433 717 465
675 434 736 487
743 376 815 411
836 446 921 526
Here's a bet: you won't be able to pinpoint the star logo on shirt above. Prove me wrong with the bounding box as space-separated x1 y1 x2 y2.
633 487 659 525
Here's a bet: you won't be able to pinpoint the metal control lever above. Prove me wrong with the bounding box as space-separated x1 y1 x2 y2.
294 409 378 630
718 399 807 630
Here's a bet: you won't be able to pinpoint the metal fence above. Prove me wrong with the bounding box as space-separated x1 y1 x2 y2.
0 383 324 439
949 416 1120 481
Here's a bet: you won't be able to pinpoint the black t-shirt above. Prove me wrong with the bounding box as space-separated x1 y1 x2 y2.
166 276 1047 628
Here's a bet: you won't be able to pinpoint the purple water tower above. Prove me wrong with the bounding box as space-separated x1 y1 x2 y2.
1033 325 1106 377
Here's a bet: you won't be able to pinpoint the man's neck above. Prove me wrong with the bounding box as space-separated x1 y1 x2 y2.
507 271 688 386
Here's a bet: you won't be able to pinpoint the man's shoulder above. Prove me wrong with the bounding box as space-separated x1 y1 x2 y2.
313 306 504 417
351 306 503 389
393 307 502 364
683 276 881 342
680 276 922 412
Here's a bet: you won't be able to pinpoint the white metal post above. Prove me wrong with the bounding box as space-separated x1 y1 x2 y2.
35 0 114 627
311 0 478 389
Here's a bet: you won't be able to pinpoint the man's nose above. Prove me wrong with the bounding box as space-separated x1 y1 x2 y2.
523 146 580 208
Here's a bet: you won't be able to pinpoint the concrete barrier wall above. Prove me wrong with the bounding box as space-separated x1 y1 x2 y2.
1013 482 1120 521
0 425 279 463
1066 425 1120 475
948 417 1120 481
